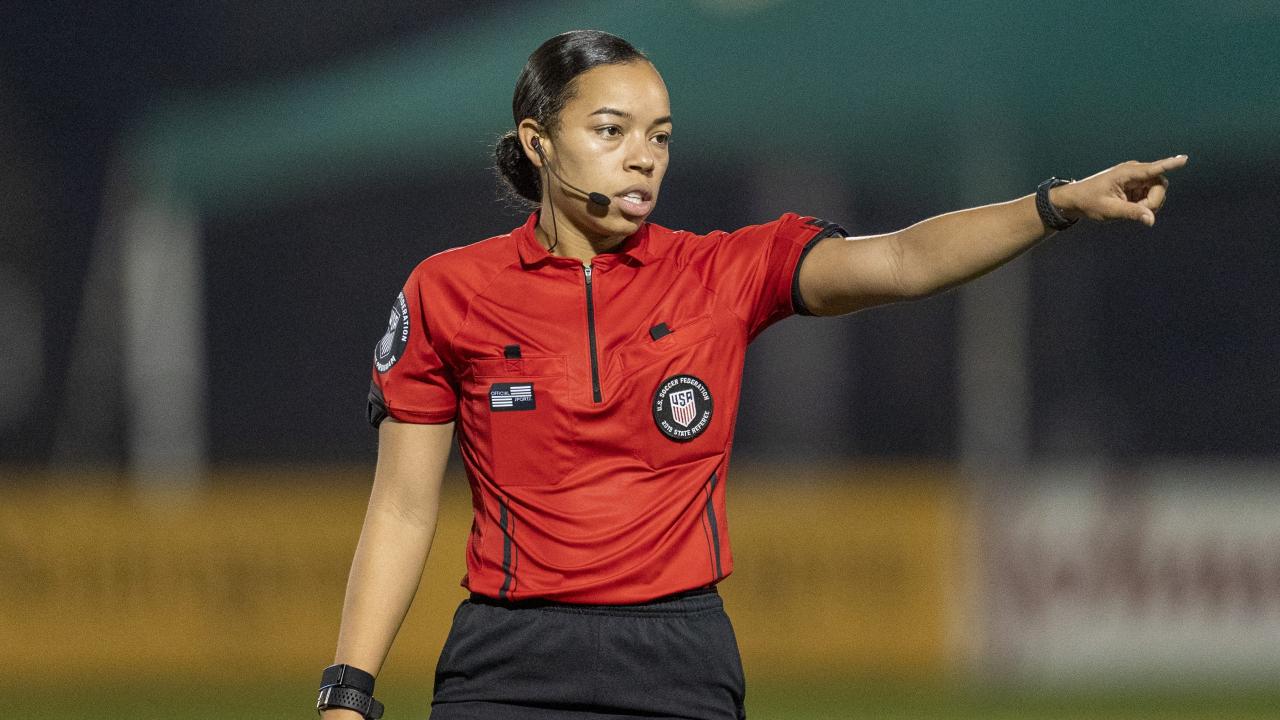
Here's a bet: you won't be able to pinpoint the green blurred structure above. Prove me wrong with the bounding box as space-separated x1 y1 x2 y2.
131 1 1277 212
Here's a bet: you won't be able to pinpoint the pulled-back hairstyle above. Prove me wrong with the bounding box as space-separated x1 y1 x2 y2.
494 30 647 206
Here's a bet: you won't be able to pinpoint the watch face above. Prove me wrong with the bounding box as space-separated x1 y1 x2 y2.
1037 178 1077 230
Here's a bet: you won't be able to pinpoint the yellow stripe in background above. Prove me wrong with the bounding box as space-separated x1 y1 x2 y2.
0 466 966 686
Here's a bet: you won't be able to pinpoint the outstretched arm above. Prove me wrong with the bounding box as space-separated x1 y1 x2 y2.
798 155 1188 316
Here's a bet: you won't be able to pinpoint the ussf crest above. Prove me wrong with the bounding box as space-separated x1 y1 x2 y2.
652 374 713 442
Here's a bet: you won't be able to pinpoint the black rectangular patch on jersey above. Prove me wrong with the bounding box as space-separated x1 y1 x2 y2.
490 383 535 411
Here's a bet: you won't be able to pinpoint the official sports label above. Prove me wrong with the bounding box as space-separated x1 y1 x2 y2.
652 374 713 441
490 383 535 411
374 291 410 373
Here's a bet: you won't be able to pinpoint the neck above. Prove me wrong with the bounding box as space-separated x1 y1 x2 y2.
536 211 627 264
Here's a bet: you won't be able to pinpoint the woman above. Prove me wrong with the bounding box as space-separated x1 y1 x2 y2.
317 29 1185 720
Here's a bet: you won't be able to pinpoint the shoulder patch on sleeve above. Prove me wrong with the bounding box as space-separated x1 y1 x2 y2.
374 291 411 373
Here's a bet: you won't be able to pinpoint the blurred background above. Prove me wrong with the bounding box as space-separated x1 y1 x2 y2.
2 1 1278 718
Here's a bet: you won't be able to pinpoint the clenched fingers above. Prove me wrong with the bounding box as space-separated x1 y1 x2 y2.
1138 181 1168 211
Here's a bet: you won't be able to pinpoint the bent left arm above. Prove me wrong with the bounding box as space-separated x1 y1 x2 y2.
798 155 1188 316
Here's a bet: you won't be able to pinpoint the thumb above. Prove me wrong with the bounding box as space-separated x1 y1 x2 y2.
1133 203 1156 227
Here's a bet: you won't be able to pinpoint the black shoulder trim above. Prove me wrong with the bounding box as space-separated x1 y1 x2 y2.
791 218 847 317
367 381 389 428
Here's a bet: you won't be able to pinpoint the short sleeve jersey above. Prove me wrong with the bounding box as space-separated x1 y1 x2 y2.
368 211 845 604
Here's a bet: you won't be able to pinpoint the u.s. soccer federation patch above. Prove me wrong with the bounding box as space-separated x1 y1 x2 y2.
490 383 535 411
374 291 410 373
652 374 713 442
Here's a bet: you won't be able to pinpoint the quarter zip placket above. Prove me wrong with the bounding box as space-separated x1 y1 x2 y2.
582 263 603 403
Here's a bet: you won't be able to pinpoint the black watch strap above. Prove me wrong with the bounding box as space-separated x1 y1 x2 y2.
316 685 384 719
320 663 376 695
1036 177 1078 231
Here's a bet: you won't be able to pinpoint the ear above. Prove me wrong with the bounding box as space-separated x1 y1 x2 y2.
517 120 546 168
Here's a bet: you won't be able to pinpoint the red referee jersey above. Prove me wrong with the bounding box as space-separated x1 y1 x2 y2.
368 211 845 604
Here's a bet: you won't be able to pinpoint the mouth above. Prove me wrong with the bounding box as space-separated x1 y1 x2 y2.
615 187 654 217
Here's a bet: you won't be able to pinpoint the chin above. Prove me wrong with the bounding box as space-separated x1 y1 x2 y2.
594 212 646 239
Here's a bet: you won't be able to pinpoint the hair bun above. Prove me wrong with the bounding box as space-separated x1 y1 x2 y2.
494 131 541 205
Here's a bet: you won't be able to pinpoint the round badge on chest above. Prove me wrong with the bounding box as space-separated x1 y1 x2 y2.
652 374 713 442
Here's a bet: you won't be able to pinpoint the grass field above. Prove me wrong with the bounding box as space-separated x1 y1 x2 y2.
22 680 1280 719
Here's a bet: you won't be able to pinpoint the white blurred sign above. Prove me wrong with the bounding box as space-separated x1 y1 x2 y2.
981 463 1280 683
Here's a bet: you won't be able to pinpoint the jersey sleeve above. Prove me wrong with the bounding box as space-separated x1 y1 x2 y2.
366 269 459 427
702 212 847 341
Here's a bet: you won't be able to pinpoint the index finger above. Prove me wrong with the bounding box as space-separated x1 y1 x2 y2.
1128 154 1189 178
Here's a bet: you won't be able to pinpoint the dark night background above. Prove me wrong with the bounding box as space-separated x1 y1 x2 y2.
2 2 1276 472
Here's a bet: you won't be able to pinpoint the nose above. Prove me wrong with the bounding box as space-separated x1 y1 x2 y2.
625 134 655 174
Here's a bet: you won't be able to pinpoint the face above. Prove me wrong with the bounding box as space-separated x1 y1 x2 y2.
526 61 672 242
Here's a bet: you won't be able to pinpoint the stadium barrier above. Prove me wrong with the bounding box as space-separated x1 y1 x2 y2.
0 466 964 685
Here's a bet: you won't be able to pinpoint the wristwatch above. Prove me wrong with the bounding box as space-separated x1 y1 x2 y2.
316 664 384 719
1036 177 1078 231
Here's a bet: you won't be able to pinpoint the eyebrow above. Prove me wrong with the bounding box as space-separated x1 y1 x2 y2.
589 107 673 125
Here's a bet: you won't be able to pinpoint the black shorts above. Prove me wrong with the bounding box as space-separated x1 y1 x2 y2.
429 587 747 720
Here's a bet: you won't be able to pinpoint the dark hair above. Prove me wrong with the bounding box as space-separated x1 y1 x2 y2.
494 30 647 206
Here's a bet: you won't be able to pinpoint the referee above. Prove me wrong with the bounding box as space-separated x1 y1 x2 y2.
316 30 1186 720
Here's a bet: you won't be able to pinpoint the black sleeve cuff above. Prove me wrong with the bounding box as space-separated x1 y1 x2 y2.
791 218 848 317
367 382 389 428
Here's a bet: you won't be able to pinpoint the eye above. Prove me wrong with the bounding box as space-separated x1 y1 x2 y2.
652 132 671 147
596 125 622 138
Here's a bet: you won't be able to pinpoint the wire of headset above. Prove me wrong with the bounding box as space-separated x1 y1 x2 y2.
533 136 613 256
532 137 561 255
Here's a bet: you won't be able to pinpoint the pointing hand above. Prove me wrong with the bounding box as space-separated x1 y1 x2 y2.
1051 155 1189 228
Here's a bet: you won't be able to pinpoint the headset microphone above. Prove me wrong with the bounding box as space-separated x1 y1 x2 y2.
533 138 611 207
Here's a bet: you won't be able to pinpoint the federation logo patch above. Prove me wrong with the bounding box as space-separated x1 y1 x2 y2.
652 374 713 442
374 291 410 373
490 383 535 411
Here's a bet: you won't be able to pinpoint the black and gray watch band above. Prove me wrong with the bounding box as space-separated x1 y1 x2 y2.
316 685 384 719
1036 177 1078 231
317 664 384 719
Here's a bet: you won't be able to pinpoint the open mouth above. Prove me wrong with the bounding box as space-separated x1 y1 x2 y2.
616 189 654 216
